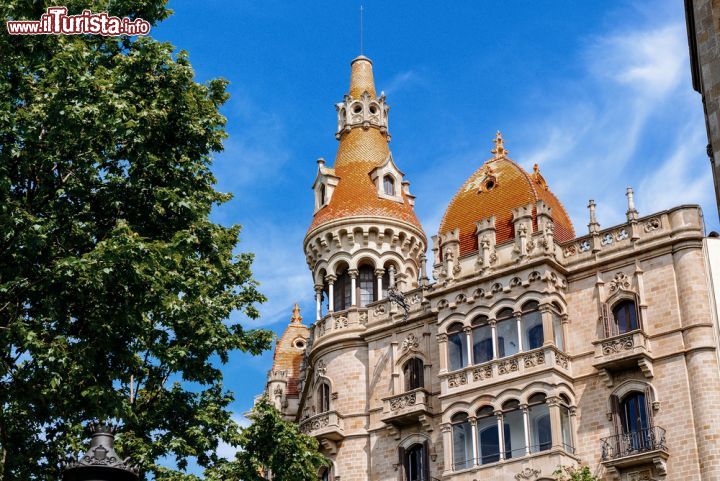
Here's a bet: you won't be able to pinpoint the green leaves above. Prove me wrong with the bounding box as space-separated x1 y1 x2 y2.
204 396 329 481
0 1 272 480
553 465 601 481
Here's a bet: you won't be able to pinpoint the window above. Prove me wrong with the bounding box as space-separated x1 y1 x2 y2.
319 467 330 481
404 358 424 391
495 308 519 358
332 270 352 311
447 323 468 371
358 265 376 307
383 175 395 196
476 406 500 465
317 383 330 413
521 301 544 350
552 309 565 351
613 300 639 334
320 184 327 205
502 400 526 459
527 393 551 453
559 394 574 452
452 413 473 470
472 316 493 364
404 443 427 481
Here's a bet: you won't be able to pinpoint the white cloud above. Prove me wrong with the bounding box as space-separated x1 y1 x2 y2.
382 70 418 96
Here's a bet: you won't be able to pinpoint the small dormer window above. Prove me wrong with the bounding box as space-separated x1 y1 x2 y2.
383 175 395 196
320 184 327 205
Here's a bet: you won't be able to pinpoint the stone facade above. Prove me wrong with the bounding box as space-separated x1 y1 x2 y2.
262 56 720 481
686 0 720 220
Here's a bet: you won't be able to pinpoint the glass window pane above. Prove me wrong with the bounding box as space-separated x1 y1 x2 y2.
358 266 374 307
496 318 519 358
560 405 573 452
522 310 544 350
503 409 526 459
473 324 493 364
529 403 551 452
477 416 500 465
453 421 473 470
448 332 467 371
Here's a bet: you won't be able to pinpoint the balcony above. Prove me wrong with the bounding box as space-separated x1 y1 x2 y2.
381 388 432 429
298 410 344 441
601 427 668 476
592 330 653 383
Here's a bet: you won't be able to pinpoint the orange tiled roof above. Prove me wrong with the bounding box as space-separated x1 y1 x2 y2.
307 57 423 233
439 142 575 256
271 304 309 398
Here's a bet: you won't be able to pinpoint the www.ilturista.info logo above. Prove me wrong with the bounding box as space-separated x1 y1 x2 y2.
7 7 150 36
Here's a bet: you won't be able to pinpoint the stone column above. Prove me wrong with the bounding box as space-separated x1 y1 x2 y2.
375 268 385 301
348 269 358 307
469 416 479 467
490 320 498 359
463 326 473 366
547 396 563 449
437 334 449 375
521 404 531 455
495 411 505 461
441 423 453 476
326 275 336 312
315 285 323 321
515 312 524 352
540 304 554 346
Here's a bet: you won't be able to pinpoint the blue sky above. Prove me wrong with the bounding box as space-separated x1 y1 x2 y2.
152 0 717 462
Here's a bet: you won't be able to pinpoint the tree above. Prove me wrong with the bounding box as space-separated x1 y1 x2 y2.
204 396 328 481
0 1 273 479
553 465 601 481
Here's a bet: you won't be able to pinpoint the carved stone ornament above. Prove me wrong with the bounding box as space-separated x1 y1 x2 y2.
497 358 519 375
555 352 569 369
609 272 632 293
315 360 327 378
515 467 541 480
389 392 417 410
447 372 467 388
523 351 545 368
602 334 634 355
472 365 492 381
373 304 387 317
334 316 349 329
401 333 420 351
644 217 661 232
273 385 283 396
300 414 330 434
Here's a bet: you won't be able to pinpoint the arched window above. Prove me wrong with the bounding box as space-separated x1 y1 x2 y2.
383 175 395 196
318 467 330 481
404 358 424 391
472 316 493 364
452 413 473 470
447 323 468 371
317 382 330 413
495 308 519 358
476 406 500 465
502 400 525 459
559 394 574 452
613 300 639 334
332 268 352 311
521 301 544 350
358 265 376 307
404 443 427 481
528 393 551 453
551 306 565 351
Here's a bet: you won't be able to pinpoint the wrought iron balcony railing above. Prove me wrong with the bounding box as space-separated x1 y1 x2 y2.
601 426 667 461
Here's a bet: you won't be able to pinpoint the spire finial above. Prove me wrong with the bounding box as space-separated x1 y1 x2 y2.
588 199 600 235
626 186 639 221
291 303 302 324
491 131 508 159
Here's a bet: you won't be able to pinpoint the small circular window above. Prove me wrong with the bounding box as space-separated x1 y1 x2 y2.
294 339 306 349
369 105 378 114
483 177 497 192
353 104 363 114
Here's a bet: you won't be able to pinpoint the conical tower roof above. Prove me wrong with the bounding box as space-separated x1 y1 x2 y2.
308 56 423 234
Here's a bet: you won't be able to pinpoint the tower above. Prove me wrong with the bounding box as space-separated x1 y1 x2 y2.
304 56 427 319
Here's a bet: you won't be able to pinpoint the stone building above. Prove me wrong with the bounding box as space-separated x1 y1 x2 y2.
262 55 720 481
686 0 720 219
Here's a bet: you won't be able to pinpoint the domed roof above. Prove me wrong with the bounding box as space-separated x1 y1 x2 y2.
439 132 575 256
308 57 423 234
271 304 309 398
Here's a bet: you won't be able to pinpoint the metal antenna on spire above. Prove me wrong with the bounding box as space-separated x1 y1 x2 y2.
360 4 364 55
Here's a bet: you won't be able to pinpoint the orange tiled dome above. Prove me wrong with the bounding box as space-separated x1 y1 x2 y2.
308 57 423 233
439 133 575 256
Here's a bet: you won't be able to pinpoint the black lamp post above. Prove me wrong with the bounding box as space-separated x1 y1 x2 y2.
62 424 139 481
